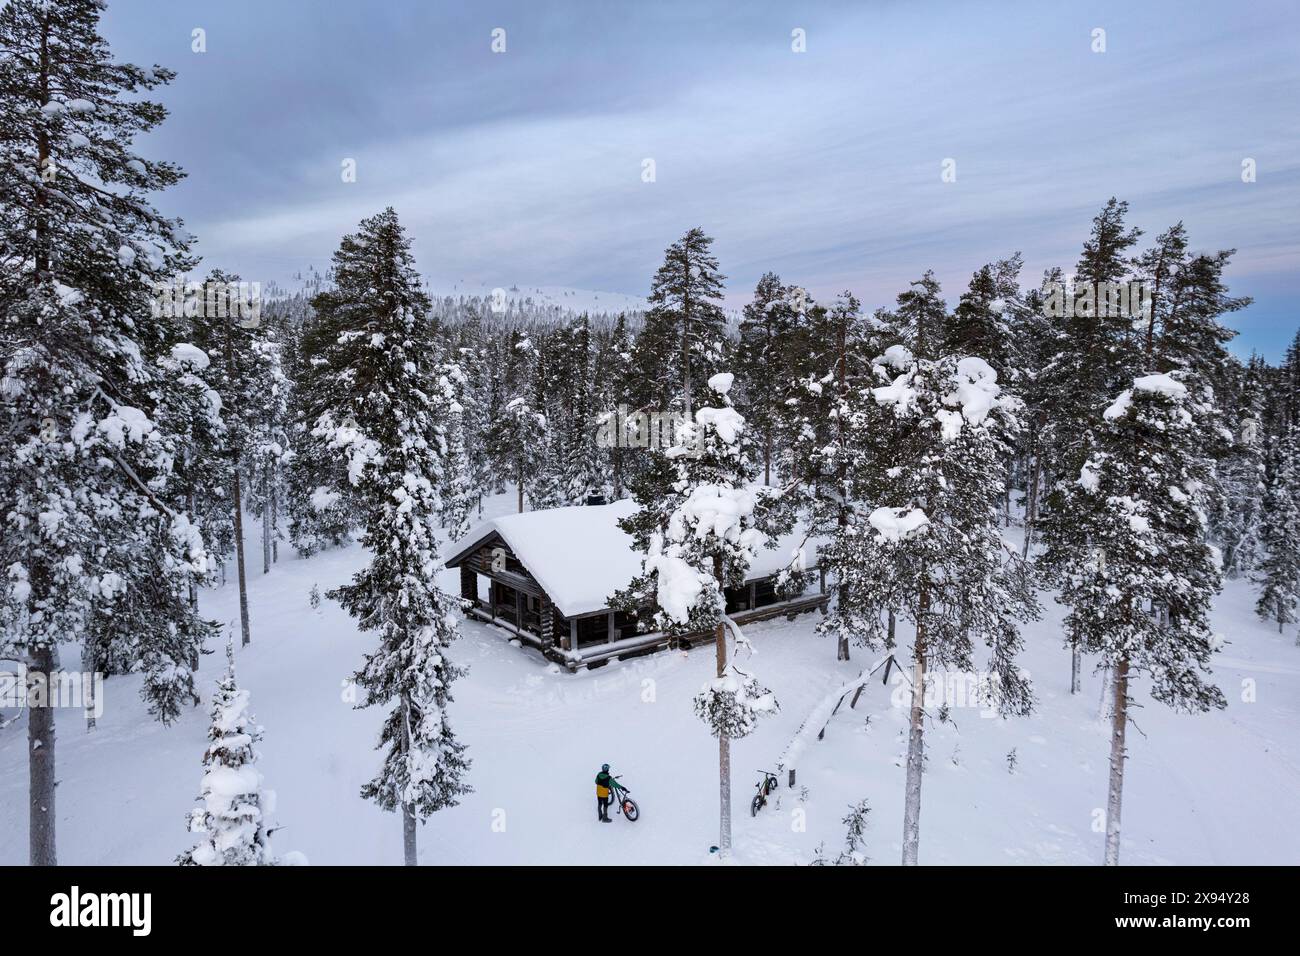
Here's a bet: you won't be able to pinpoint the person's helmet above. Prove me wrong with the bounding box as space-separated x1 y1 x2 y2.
601 763 610 772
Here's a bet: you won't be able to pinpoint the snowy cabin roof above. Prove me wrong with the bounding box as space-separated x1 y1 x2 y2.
444 499 818 619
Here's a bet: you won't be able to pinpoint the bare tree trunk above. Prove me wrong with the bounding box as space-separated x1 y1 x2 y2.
82 642 96 733
29 644 57 866
28 15 58 870
262 487 272 575
613 411 623 498
222 311 252 646
1022 454 1041 560
271 482 279 563
714 555 731 857
1004 457 1013 527
400 692 418 865
231 469 251 646
186 491 199 608
901 588 928 865
1104 657 1130 865
764 431 772 487
1071 640 1082 695
402 803 417 866
517 460 524 513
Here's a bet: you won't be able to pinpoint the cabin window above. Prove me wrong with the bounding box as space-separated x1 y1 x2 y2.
754 578 780 608
575 614 608 648
724 586 751 614
614 609 649 640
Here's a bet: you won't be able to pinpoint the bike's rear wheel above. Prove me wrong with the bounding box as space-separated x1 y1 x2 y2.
751 794 763 817
622 798 639 822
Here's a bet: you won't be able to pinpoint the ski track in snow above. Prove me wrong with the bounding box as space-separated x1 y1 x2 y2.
1 493 1297 865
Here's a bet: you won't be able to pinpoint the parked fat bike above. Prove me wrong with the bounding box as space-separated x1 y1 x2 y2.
750 770 780 816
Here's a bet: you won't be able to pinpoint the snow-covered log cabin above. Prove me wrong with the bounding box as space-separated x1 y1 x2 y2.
445 500 827 669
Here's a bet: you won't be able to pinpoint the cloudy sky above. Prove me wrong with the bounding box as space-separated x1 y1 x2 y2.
101 0 1300 357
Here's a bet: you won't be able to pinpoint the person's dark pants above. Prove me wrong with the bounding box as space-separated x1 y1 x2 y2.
598 795 611 821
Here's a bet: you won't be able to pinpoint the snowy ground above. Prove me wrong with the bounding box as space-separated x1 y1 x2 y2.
2 492 1298 866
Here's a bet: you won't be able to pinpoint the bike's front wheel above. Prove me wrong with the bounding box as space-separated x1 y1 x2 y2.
622 798 639 822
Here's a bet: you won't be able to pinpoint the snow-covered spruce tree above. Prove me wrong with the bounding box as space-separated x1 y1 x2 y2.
875 270 947 360
451 339 495 516
943 261 1017 379
0 0 213 864
1056 374 1226 864
489 395 550 512
486 332 548 512
633 227 727 416
1254 427 1300 637
597 313 636 497
567 317 611 503
283 274 359 556
436 363 475 542
1217 355 1269 577
179 643 279 866
80 342 223 729
163 341 234 597
246 332 289 574
188 268 264 645
942 257 1028 527
541 316 602 504
1013 268 1062 556
787 292 882 660
613 373 780 858
735 272 805 485
851 346 1036 865
316 209 471 865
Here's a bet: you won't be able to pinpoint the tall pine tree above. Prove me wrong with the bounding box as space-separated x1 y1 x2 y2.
1053 374 1226 864
635 227 727 417
1037 198 1143 693
614 372 780 857
857 347 1036 864
0 0 212 864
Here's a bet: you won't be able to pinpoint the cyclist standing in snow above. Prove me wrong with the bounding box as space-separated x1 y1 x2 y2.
595 763 615 823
